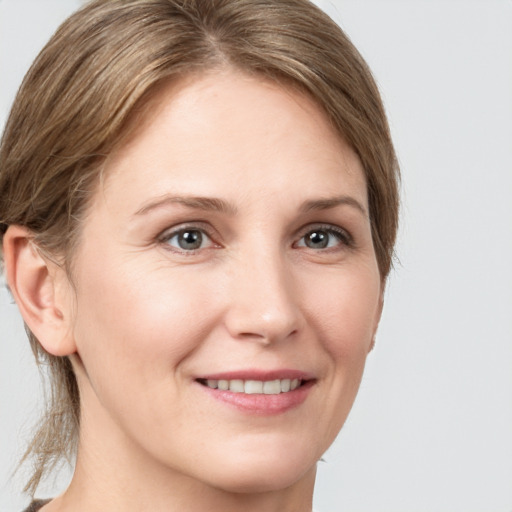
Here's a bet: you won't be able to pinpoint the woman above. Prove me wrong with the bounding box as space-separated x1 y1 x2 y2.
0 0 399 511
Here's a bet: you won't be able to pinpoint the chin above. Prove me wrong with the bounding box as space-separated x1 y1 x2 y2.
213 466 315 495
196 444 319 494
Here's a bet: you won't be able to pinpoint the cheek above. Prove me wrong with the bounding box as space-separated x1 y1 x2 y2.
69 261 224 447
71 258 219 390
303 264 381 362
284 267 380 452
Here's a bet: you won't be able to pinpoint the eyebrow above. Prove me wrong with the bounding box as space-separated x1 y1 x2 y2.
133 193 367 217
300 196 368 217
134 195 238 217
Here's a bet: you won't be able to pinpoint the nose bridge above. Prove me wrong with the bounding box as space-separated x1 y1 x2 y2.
225 240 301 343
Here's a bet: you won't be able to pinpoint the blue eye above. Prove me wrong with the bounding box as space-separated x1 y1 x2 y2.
297 226 351 250
164 228 213 251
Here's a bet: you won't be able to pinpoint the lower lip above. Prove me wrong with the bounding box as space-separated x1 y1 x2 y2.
197 380 315 415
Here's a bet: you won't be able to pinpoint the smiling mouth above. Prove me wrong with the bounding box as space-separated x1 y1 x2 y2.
196 378 305 395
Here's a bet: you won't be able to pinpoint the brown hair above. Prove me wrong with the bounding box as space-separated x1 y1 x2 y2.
0 0 399 496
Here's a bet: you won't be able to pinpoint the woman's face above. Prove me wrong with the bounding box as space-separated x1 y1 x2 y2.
65 70 382 493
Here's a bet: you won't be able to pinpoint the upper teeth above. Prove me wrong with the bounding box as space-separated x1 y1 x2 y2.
205 378 301 395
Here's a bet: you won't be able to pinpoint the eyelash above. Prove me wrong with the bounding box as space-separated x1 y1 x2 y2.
158 223 353 254
294 224 353 251
158 223 217 255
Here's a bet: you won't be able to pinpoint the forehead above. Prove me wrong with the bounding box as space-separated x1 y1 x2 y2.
97 70 367 214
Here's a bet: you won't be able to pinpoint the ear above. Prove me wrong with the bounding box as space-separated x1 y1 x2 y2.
3 225 77 356
368 289 384 353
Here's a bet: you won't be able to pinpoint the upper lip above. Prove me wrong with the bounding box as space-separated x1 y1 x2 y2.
196 369 314 381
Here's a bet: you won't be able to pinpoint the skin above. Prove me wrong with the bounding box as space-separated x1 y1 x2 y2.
6 69 382 512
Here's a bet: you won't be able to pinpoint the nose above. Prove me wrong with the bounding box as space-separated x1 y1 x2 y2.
223 249 302 345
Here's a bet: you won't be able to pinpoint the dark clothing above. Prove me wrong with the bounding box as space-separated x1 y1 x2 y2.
22 499 51 512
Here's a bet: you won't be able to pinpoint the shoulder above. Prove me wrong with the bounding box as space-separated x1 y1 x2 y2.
22 499 51 512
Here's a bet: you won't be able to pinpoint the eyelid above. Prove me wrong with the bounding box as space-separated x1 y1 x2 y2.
156 221 353 253
158 222 220 252
294 223 354 248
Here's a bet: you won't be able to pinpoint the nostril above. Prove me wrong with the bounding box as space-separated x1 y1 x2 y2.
236 328 298 344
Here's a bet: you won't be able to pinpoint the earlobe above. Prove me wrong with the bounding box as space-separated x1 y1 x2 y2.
3 225 76 356
369 290 384 353
368 335 376 353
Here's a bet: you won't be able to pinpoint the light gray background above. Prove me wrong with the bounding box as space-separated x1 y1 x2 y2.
1 1 511 511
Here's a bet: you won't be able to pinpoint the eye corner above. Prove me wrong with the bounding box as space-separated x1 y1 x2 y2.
158 224 220 254
294 223 354 252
